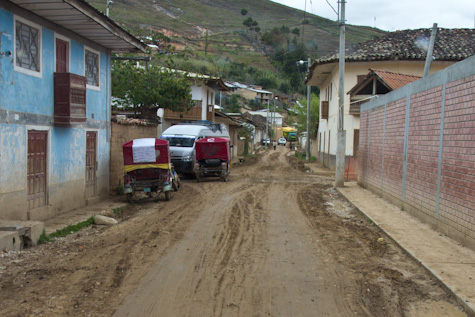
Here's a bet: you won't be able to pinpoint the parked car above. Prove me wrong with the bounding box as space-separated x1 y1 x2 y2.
160 121 229 175
278 137 287 146
262 138 270 145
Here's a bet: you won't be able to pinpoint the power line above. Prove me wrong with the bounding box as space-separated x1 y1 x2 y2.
325 0 338 17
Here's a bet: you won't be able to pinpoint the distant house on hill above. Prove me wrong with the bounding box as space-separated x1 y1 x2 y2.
158 71 229 133
225 82 274 105
307 28 475 170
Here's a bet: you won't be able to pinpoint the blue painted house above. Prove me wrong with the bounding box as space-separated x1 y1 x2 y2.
0 0 146 220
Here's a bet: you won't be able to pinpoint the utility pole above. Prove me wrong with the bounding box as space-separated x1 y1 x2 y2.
273 97 277 141
266 99 270 147
335 0 346 187
306 57 311 162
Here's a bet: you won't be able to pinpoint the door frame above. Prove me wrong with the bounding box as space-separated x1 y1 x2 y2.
54 34 70 73
85 131 98 198
27 128 50 210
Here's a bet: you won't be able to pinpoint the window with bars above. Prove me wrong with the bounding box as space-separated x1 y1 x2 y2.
15 20 40 73
85 49 99 87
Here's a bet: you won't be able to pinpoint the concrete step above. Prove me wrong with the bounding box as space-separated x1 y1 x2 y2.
0 230 21 252
0 221 45 251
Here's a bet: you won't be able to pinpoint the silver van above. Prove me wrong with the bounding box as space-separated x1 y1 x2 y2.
160 121 230 174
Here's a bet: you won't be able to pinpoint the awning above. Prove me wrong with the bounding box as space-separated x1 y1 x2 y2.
6 0 146 53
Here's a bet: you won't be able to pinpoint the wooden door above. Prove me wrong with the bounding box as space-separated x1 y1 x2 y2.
28 131 47 210
85 132 97 198
353 129 359 161
56 39 69 73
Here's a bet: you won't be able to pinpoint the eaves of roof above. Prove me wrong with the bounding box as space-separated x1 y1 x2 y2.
348 69 421 95
6 0 146 53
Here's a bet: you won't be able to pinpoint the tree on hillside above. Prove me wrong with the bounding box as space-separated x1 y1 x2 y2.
243 17 254 27
112 61 193 120
241 8 248 16
222 94 242 113
272 41 308 93
291 93 320 137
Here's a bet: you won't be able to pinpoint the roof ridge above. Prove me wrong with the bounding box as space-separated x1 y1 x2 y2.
316 28 475 65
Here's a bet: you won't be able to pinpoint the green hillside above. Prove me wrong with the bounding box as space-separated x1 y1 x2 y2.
90 0 383 55
88 0 386 97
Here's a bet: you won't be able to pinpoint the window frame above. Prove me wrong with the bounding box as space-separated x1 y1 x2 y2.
13 16 42 78
84 46 100 91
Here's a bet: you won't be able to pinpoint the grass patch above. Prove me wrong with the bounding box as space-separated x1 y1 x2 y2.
113 206 126 215
294 151 316 162
38 217 96 244
37 229 51 244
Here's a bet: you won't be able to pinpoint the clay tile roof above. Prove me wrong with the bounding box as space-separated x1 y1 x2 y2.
316 28 475 65
347 68 422 96
372 69 422 90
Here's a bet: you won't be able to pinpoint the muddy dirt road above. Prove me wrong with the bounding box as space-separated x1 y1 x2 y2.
0 147 466 316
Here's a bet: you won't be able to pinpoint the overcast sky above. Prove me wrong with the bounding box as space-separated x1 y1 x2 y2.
271 0 475 31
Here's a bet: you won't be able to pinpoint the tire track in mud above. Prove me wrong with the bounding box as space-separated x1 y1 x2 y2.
114 148 362 316
207 183 270 316
112 179 261 316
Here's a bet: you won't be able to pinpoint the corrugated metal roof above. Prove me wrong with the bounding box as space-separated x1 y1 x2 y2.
8 0 146 52
248 88 273 94
247 111 283 118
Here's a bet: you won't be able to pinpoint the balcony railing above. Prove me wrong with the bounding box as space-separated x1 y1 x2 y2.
54 73 86 125
163 101 202 120
349 96 378 116
349 101 361 116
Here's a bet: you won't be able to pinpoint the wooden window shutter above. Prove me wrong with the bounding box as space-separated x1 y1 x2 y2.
321 101 329 120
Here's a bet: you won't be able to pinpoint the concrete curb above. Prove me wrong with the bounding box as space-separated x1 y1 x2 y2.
336 187 475 317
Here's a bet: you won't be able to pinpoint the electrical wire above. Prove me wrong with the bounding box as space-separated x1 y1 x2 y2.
325 0 338 16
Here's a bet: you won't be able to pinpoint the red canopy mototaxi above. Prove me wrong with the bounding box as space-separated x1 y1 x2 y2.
195 137 230 162
122 138 171 172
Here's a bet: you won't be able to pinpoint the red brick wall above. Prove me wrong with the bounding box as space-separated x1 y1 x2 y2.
358 73 475 250
381 99 406 200
366 107 385 190
440 75 475 238
406 87 443 218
